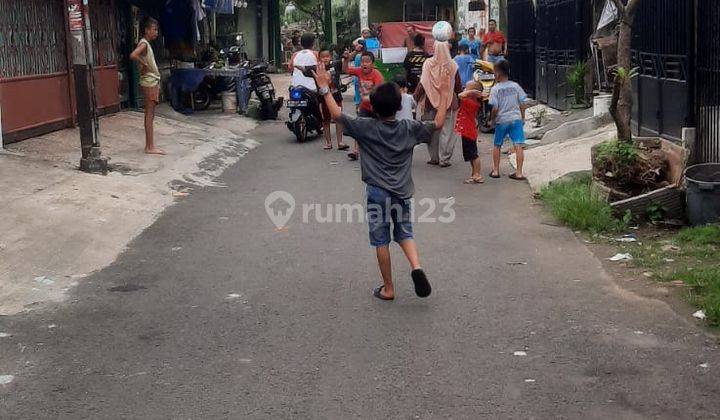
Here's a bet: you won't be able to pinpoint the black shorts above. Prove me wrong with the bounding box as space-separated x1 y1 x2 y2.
462 137 479 162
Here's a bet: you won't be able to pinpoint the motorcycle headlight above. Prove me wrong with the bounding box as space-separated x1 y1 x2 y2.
290 89 303 100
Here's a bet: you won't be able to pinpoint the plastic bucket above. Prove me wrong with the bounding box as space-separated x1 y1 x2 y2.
685 163 720 225
221 91 237 113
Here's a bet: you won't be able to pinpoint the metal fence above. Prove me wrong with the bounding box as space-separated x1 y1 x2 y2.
696 0 720 163
630 0 693 143
0 0 68 78
506 0 535 96
91 0 119 67
534 0 591 110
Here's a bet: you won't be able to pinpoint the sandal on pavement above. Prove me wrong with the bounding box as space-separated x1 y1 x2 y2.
489 172 501 179
509 173 527 181
348 152 358 161
323 145 333 150
338 144 350 151
411 269 432 298
439 162 452 168
427 160 440 165
464 177 485 184
373 285 394 301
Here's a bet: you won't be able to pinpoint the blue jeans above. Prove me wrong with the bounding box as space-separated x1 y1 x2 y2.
366 185 414 247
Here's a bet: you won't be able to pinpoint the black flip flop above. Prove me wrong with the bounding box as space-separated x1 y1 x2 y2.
509 173 527 181
373 286 394 301
348 152 358 161
489 172 501 179
338 144 350 151
411 269 432 298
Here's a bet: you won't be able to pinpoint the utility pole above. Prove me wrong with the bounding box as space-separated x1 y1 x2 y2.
66 0 107 174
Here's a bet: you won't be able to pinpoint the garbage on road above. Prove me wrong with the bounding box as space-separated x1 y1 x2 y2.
0 375 15 385
608 253 633 262
693 310 707 320
34 276 55 285
615 233 638 243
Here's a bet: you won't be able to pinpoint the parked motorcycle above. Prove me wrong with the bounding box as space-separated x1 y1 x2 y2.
245 61 283 120
286 85 323 143
473 59 497 133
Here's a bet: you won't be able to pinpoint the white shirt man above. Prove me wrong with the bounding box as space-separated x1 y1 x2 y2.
291 47 318 90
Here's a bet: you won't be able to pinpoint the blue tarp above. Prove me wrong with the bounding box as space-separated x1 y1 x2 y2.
124 0 197 45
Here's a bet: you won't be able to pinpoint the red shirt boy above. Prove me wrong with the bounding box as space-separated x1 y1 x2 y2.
345 52 385 115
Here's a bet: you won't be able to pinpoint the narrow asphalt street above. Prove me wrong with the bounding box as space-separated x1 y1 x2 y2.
1 116 719 419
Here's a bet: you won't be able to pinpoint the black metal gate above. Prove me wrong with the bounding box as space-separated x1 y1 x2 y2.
695 0 720 163
631 0 693 143
534 0 592 110
506 0 535 96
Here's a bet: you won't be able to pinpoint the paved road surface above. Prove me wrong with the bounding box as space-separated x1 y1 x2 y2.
1 118 718 419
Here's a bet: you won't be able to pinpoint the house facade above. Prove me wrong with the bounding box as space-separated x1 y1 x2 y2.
0 0 121 144
0 0 282 145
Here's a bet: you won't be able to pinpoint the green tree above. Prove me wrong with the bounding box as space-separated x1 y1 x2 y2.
282 0 324 38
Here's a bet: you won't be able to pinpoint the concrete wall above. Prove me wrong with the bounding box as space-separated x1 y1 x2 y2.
237 3 260 58
231 0 269 59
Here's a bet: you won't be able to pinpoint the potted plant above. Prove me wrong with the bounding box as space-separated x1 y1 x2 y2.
567 61 589 108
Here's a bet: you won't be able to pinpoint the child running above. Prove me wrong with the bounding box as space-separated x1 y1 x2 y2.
488 59 528 180
312 65 447 301
455 80 485 184
392 74 416 121
318 47 349 151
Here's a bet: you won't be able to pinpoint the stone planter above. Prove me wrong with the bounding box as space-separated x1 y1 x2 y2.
592 137 687 220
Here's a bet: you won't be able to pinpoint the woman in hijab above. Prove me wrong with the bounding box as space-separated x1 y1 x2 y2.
414 41 463 167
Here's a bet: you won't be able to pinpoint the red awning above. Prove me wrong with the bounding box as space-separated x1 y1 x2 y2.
377 22 437 54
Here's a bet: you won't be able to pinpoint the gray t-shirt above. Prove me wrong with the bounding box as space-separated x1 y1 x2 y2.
339 114 435 199
489 80 527 125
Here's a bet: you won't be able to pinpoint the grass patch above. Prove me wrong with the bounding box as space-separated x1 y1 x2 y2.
676 224 720 246
616 225 720 326
670 267 720 326
540 174 626 234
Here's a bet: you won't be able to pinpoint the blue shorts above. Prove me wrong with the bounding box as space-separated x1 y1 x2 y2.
494 119 526 147
366 185 414 247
